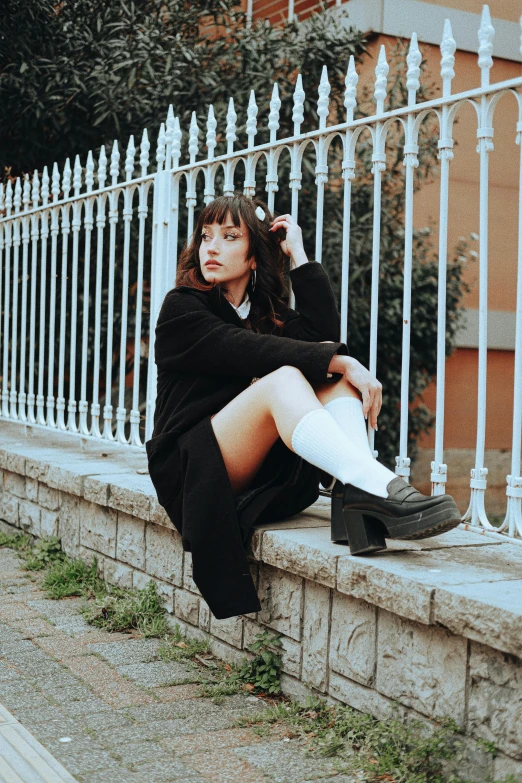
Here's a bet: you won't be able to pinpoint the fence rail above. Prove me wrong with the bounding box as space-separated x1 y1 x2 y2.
1 6 522 539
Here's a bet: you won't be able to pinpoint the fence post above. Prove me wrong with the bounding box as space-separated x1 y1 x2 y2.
145 126 171 443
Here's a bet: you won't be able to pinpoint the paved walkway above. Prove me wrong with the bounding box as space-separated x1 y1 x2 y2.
0 546 353 783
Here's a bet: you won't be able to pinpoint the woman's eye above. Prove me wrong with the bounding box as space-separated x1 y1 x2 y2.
225 234 239 240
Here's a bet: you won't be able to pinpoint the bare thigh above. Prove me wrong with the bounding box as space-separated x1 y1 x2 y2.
210 375 280 495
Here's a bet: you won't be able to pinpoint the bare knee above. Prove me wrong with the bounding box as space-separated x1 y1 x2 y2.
313 375 361 404
266 365 307 387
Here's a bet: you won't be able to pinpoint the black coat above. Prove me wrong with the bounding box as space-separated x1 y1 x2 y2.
145 261 349 619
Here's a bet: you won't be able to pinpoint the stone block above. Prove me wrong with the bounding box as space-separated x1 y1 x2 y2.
83 476 110 505
1 452 26 475
18 499 41 536
145 524 183 587
24 456 48 481
208 636 246 667
432 580 522 658
440 735 494 783
280 673 316 704
258 564 303 642
38 483 60 510
101 557 134 589
44 464 84 496
149 497 176 529
40 508 60 537
116 512 145 569
261 527 340 588
59 493 80 557
25 477 38 502
492 752 522 781
329 592 377 687
174 589 200 626
301 580 331 692
1 493 19 526
329 671 407 722
80 500 117 558
132 571 175 613
467 641 522 760
210 615 243 649
182 552 201 596
243 619 301 678
108 475 153 521
199 602 211 631
4 470 26 499
375 609 467 726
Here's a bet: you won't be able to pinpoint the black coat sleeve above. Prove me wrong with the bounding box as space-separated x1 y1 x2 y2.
154 287 348 382
283 262 341 342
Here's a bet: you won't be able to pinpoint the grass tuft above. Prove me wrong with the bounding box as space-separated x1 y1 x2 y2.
42 556 104 599
0 530 33 550
82 579 170 637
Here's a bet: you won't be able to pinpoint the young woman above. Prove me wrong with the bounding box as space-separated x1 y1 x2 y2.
146 194 461 620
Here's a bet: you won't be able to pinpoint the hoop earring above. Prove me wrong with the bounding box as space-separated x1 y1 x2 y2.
251 269 256 292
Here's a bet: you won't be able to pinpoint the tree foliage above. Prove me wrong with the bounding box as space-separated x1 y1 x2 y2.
0 0 471 465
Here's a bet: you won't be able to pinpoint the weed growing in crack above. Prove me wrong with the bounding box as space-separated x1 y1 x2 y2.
0 531 33 551
24 536 65 571
42 556 104 599
82 580 170 637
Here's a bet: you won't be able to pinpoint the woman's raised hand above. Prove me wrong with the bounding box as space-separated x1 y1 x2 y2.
269 214 307 267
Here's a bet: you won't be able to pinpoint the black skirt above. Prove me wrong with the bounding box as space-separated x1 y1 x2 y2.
149 415 322 619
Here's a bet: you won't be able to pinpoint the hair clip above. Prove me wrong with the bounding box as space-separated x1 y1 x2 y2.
254 205 266 221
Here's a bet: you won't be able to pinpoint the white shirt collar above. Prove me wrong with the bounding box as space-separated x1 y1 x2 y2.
229 291 251 320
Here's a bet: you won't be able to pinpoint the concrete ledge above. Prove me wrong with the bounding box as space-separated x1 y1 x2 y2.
1 421 521 781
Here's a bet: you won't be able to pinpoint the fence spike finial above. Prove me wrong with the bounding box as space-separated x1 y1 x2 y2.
165 105 175 168
125 135 136 182
478 4 495 85
52 162 60 202
246 90 258 148
373 45 389 112
406 32 422 101
32 170 40 208
41 166 49 206
86 151 94 193
73 154 82 196
268 83 281 140
156 122 166 171
62 158 72 199
5 180 13 215
318 65 331 130
206 104 217 159
140 129 150 176
292 73 305 134
172 117 182 167
98 145 107 188
226 97 237 153
344 55 358 121
440 19 456 95
23 173 31 210
189 111 199 162
110 140 120 184
0 183 4 213
13 177 22 214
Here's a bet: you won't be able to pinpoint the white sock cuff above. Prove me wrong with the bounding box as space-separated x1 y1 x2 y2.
290 408 330 452
324 397 363 413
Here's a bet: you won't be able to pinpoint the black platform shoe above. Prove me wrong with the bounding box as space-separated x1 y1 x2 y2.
330 476 462 555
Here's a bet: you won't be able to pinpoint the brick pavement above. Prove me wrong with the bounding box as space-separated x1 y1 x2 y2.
0 547 354 783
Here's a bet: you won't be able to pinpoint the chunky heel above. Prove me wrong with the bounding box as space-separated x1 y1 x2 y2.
331 491 349 544
343 508 387 555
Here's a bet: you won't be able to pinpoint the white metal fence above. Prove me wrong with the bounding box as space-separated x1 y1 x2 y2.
1 6 521 539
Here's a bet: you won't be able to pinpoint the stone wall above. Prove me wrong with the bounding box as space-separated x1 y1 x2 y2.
0 423 521 782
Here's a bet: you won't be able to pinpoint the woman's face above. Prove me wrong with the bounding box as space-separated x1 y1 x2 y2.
199 214 255 287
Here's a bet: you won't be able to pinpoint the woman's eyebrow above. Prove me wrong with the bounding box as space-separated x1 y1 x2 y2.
202 223 241 230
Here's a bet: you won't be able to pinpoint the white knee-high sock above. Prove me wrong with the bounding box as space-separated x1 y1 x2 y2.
324 397 373 457
290 408 396 498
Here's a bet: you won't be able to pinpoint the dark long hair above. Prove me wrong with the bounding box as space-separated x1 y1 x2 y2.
175 194 288 333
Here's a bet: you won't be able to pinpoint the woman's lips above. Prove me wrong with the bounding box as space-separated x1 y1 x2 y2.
205 261 221 267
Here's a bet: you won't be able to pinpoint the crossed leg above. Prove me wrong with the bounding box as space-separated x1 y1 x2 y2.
210 363 360 496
